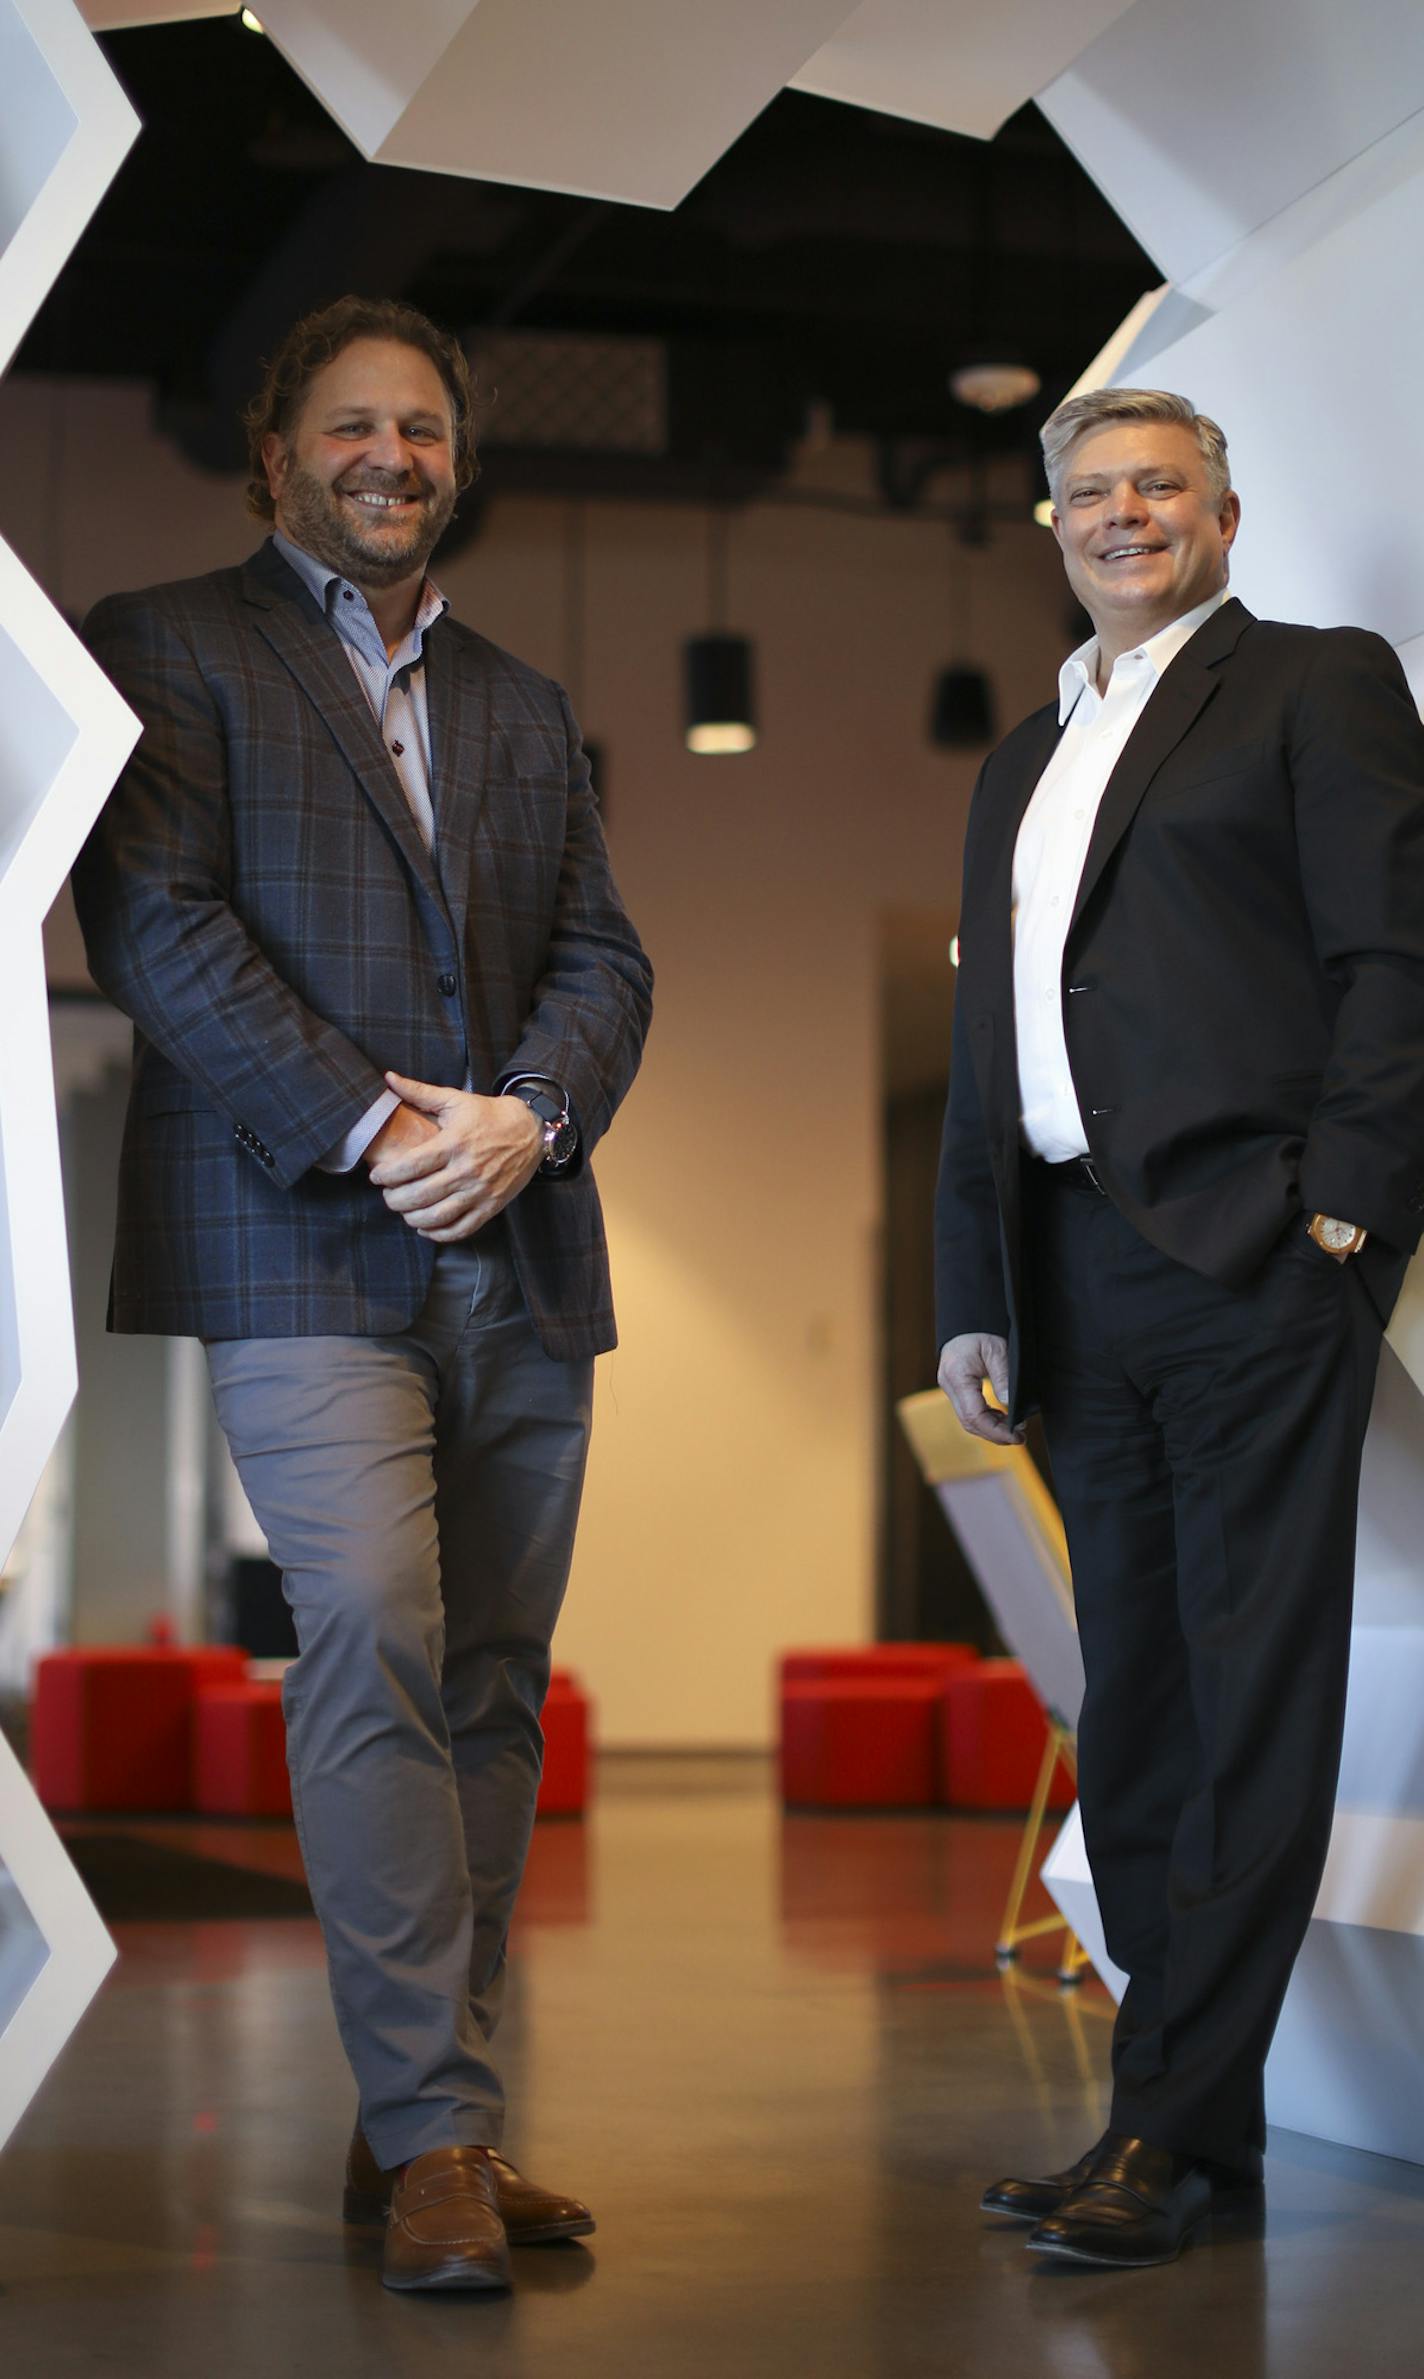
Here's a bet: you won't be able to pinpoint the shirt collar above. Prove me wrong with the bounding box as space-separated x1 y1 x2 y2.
1057 586 1230 724
271 530 448 651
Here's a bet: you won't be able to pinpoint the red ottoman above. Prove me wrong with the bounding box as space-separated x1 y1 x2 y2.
780 1643 979 1688
194 1680 293 1818
537 1670 591 1818
780 1675 942 1809
939 1658 1074 1812
31 1646 248 1813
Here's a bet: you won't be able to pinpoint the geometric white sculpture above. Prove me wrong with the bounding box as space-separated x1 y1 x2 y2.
0 0 139 1572
1261 1341 1424 2158
1040 0 1424 290
1039 0 1424 650
79 0 1147 203
234 0 868 210
791 0 1138 140
1039 1805 1125 2001
0 543 139 1569
0 1722 114 2156
0 0 136 2159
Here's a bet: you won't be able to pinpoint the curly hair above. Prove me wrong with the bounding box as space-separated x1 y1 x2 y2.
1040 387 1231 509
242 295 478 520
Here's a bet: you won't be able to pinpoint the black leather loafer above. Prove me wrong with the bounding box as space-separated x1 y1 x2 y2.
1026 2136 1212 2268
980 2134 1108 2221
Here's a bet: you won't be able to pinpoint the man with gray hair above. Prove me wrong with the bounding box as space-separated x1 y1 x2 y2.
936 386 1424 2265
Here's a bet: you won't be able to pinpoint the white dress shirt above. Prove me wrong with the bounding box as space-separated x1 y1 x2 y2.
1012 588 1229 1162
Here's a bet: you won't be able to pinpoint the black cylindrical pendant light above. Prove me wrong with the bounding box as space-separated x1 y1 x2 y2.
929 507 996 749
929 664 996 748
685 633 757 755
684 504 757 754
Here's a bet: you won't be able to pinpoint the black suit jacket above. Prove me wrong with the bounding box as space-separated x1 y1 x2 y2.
935 598 1424 1423
73 540 653 1356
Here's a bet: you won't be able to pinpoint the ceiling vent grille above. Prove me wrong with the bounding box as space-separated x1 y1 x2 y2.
472 330 667 454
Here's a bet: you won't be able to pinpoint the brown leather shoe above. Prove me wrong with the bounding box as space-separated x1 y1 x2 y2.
347 2125 596 2245
381 2145 512 2293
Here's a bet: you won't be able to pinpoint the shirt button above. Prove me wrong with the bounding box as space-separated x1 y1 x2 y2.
1074 808 1086 820
342 589 355 601
391 740 405 757
437 972 458 998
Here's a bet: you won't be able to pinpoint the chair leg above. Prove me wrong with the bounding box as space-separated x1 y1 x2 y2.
995 1723 1075 1966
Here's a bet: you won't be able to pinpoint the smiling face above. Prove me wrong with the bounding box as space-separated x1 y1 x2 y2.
1051 420 1240 659
262 336 459 592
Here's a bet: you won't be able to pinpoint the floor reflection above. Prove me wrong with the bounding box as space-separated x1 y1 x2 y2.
0 1758 1412 2377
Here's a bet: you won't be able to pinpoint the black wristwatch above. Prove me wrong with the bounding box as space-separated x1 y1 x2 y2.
503 1079 578 1175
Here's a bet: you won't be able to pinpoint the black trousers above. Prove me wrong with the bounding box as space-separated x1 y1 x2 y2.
1025 1163 1384 2168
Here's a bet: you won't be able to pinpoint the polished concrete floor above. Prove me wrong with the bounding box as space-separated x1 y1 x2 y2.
4 1756 1423 2376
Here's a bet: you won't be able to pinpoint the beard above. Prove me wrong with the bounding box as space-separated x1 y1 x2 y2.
274 455 457 588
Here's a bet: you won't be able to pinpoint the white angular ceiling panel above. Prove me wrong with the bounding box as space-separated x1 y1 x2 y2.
256 0 866 208
1042 0 1424 287
79 2 230 25
791 0 1136 140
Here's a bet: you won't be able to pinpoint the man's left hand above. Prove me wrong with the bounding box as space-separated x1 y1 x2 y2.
369 1071 543 1240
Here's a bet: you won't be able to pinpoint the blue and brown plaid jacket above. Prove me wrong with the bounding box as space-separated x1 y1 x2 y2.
72 538 653 1356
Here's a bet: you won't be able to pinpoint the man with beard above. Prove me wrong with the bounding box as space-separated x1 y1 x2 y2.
72 297 653 2295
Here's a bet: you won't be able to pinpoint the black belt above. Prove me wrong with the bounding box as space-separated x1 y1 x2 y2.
1034 1154 1109 1197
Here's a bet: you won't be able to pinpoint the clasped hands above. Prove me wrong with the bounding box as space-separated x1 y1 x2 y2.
937 1332 1026 1447
364 1070 543 1242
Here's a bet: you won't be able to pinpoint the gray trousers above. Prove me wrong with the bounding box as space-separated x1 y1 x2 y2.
205 1218 593 2169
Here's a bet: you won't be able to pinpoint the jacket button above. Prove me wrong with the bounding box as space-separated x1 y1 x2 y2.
437 972 457 997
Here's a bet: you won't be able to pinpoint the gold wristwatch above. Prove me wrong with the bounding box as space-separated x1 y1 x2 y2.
1307 1213 1369 1261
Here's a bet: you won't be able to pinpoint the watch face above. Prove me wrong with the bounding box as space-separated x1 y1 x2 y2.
546 1116 578 1167
1317 1217 1356 1252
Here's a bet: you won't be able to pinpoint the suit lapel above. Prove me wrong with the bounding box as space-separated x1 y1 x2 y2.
1067 595 1252 938
240 546 450 921
423 613 492 962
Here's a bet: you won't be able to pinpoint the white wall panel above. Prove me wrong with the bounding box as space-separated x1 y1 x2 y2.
1107 162 1424 645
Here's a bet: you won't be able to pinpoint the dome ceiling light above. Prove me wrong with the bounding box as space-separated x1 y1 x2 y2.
949 363 1042 414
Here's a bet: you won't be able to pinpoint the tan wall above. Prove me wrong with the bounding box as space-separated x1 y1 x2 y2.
1 375 1069 1744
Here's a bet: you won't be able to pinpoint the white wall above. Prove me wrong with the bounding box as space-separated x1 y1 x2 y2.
0 372 1070 1744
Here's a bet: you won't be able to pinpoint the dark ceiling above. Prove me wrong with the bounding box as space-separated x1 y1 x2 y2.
18 15 1156 522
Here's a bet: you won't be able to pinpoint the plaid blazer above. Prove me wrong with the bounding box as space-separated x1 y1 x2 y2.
72 539 653 1355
